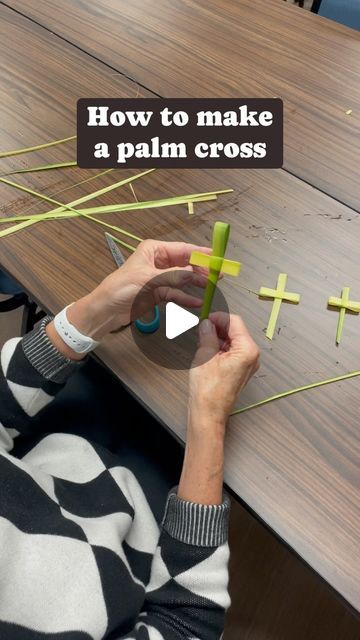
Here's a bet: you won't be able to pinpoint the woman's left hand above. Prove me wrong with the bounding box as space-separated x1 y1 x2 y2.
65 239 210 341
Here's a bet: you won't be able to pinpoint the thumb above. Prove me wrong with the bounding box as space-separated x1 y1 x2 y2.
193 319 220 366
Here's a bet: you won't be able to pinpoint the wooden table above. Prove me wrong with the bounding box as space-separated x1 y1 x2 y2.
5 0 360 211
0 2 359 612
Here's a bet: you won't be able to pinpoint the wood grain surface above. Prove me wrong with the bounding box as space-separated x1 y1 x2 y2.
4 0 360 211
0 4 359 612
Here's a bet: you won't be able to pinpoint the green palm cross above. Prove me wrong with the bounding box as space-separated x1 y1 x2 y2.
190 221 241 320
259 273 300 340
328 288 360 344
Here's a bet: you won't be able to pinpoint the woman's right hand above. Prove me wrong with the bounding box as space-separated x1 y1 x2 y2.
178 313 259 505
189 312 260 436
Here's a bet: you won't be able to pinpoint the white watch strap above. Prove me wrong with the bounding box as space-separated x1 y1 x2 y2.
53 305 100 354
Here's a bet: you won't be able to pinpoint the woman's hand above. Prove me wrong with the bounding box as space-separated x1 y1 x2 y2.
65 239 210 341
189 312 260 434
178 312 259 505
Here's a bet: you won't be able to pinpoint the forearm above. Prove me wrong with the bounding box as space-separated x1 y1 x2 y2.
178 410 226 505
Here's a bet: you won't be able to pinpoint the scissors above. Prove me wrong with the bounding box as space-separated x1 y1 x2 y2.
105 232 160 334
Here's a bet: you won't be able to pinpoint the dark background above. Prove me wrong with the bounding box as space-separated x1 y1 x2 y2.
77 98 283 169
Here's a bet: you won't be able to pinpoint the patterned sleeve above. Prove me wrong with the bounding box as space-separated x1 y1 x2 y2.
118 492 231 640
1 319 231 639
0 317 83 451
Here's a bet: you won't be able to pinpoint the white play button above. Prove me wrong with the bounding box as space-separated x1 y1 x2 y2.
131 270 229 369
165 302 199 340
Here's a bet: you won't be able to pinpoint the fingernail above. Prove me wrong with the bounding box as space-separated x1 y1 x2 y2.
200 319 213 335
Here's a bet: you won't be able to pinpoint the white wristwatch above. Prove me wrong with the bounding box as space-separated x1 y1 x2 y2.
53 305 100 354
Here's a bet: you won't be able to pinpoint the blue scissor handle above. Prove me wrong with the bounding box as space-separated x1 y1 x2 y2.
134 305 160 334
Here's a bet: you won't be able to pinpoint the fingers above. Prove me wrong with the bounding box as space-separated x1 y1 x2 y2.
170 263 224 283
209 312 249 342
210 312 260 365
190 265 224 280
137 240 225 287
190 264 211 278
149 240 212 269
153 266 208 290
158 287 203 309
193 319 220 366
199 319 220 350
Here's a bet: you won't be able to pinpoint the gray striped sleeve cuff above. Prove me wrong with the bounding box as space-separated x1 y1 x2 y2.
162 490 231 547
22 316 84 384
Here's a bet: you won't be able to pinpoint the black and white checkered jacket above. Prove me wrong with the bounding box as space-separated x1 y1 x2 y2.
0 319 230 639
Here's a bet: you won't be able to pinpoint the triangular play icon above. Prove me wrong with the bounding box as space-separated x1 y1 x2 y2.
165 302 200 339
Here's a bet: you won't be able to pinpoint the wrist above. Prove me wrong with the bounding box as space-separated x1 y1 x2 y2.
66 292 111 341
45 320 86 362
187 403 226 439
47 294 109 360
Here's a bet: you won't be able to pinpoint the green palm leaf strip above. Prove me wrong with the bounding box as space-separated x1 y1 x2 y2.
1 161 77 176
0 192 224 225
0 135 76 158
106 232 137 253
0 169 155 239
19 168 114 217
0 219 40 236
190 221 241 320
231 370 360 416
